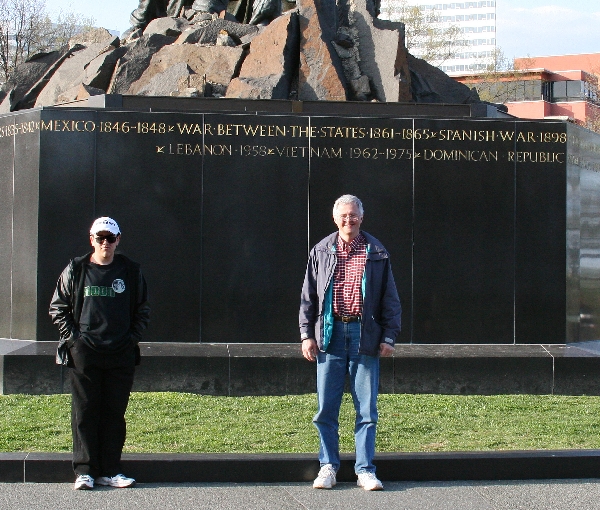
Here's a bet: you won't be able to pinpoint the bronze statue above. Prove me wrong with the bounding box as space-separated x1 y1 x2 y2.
130 0 282 29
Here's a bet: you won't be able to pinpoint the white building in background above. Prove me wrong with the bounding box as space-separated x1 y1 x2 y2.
378 0 497 75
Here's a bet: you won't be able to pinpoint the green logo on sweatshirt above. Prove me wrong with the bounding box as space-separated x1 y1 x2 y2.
84 286 116 298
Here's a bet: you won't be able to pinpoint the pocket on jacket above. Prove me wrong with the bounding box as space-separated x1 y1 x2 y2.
365 317 383 340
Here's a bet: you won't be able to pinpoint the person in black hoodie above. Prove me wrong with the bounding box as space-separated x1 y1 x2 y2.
50 217 150 491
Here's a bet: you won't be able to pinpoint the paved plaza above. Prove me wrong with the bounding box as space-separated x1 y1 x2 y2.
2 479 600 510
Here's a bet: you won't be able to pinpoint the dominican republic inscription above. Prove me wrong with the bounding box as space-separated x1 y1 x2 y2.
1 108 587 346
0 116 568 166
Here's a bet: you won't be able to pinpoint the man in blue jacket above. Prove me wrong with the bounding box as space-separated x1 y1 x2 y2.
299 195 401 491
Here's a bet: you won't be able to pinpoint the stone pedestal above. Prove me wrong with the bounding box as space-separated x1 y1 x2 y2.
0 99 599 347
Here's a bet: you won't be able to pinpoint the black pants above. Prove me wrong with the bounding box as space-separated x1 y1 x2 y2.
69 341 135 478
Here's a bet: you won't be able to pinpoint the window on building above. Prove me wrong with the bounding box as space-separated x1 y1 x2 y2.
552 80 594 102
541 81 552 102
473 79 544 103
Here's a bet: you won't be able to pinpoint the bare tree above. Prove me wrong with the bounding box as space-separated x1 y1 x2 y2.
379 0 464 67
44 9 96 50
0 0 95 83
0 0 42 81
461 49 544 104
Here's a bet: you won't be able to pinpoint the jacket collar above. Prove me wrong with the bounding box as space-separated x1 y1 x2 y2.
315 231 388 258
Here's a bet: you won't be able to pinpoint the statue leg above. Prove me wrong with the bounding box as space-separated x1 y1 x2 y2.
248 0 281 25
167 0 187 17
130 0 168 29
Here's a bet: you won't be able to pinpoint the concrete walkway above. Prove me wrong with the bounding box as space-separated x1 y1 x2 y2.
2 479 600 509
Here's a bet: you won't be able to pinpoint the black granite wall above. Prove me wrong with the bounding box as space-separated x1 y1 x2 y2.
0 107 595 345
0 113 17 339
568 123 600 344
7 111 41 341
412 119 516 344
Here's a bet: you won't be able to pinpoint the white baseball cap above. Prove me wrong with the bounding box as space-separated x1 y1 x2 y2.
90 217 121 236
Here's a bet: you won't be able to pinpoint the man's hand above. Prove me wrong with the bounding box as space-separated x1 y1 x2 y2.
379 343 395 357
302 338 318 361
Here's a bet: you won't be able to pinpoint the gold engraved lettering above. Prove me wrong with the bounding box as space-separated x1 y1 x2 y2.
243 125 261 136
369 127 391 139
218 124 232 135
177 123 203 135
240 145 270 156
540 132 567 143
516 132 536 142
310 147 343 158
274 146 309 157
508 151 565 163
268 125 285 137
315 126 368 139
205 144 232 156
289 125 309 137
215 124 290 137
498 131 515 142
439 130 495 142
73 120 94 132
247 124 279 136
182 144 202 155
0 120 42 138
424 149 498 162
20 120 38 134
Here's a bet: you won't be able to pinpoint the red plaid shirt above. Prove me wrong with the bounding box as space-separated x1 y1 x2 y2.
332 233 367 317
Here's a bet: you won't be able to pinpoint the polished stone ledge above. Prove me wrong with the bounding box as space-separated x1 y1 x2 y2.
1 340 599 395
2 450 600 483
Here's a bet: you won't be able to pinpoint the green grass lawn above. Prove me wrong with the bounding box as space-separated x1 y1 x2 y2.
1 393 599 453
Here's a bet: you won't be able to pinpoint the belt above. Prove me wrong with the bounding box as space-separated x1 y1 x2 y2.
334 315 360 323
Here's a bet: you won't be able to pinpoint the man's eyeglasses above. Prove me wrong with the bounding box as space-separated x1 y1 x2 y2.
94 235 118 244
337 214 360 221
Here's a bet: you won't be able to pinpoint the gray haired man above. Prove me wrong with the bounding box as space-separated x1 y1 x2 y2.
299 195 401 490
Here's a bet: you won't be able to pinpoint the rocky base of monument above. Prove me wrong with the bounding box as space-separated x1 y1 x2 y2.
0 0 481 113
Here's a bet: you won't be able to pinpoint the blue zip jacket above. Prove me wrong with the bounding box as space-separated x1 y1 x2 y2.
299 231 401 356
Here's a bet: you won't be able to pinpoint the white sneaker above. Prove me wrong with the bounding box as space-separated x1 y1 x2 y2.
357 472 383 490
73 474 94 490
95 473 136 488
313 464 337 489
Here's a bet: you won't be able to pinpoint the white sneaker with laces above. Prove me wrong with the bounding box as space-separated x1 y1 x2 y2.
73 474 94 490
357 472 383 490
95 473 136 488
313 464 337 489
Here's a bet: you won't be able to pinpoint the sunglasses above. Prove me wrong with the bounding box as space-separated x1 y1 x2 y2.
94 234 118 244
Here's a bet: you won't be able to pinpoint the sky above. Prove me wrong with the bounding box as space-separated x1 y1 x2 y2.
46 0 600 60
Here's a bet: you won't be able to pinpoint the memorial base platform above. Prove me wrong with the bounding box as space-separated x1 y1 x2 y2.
1 340 599 396
1 450 600 483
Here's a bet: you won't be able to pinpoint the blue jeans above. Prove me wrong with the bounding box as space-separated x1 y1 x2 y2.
314 320 380 474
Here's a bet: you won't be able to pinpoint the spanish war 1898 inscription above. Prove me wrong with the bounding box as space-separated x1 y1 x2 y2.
1 106 598 345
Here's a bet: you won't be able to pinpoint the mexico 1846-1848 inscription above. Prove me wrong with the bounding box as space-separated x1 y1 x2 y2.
1 108 598 347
